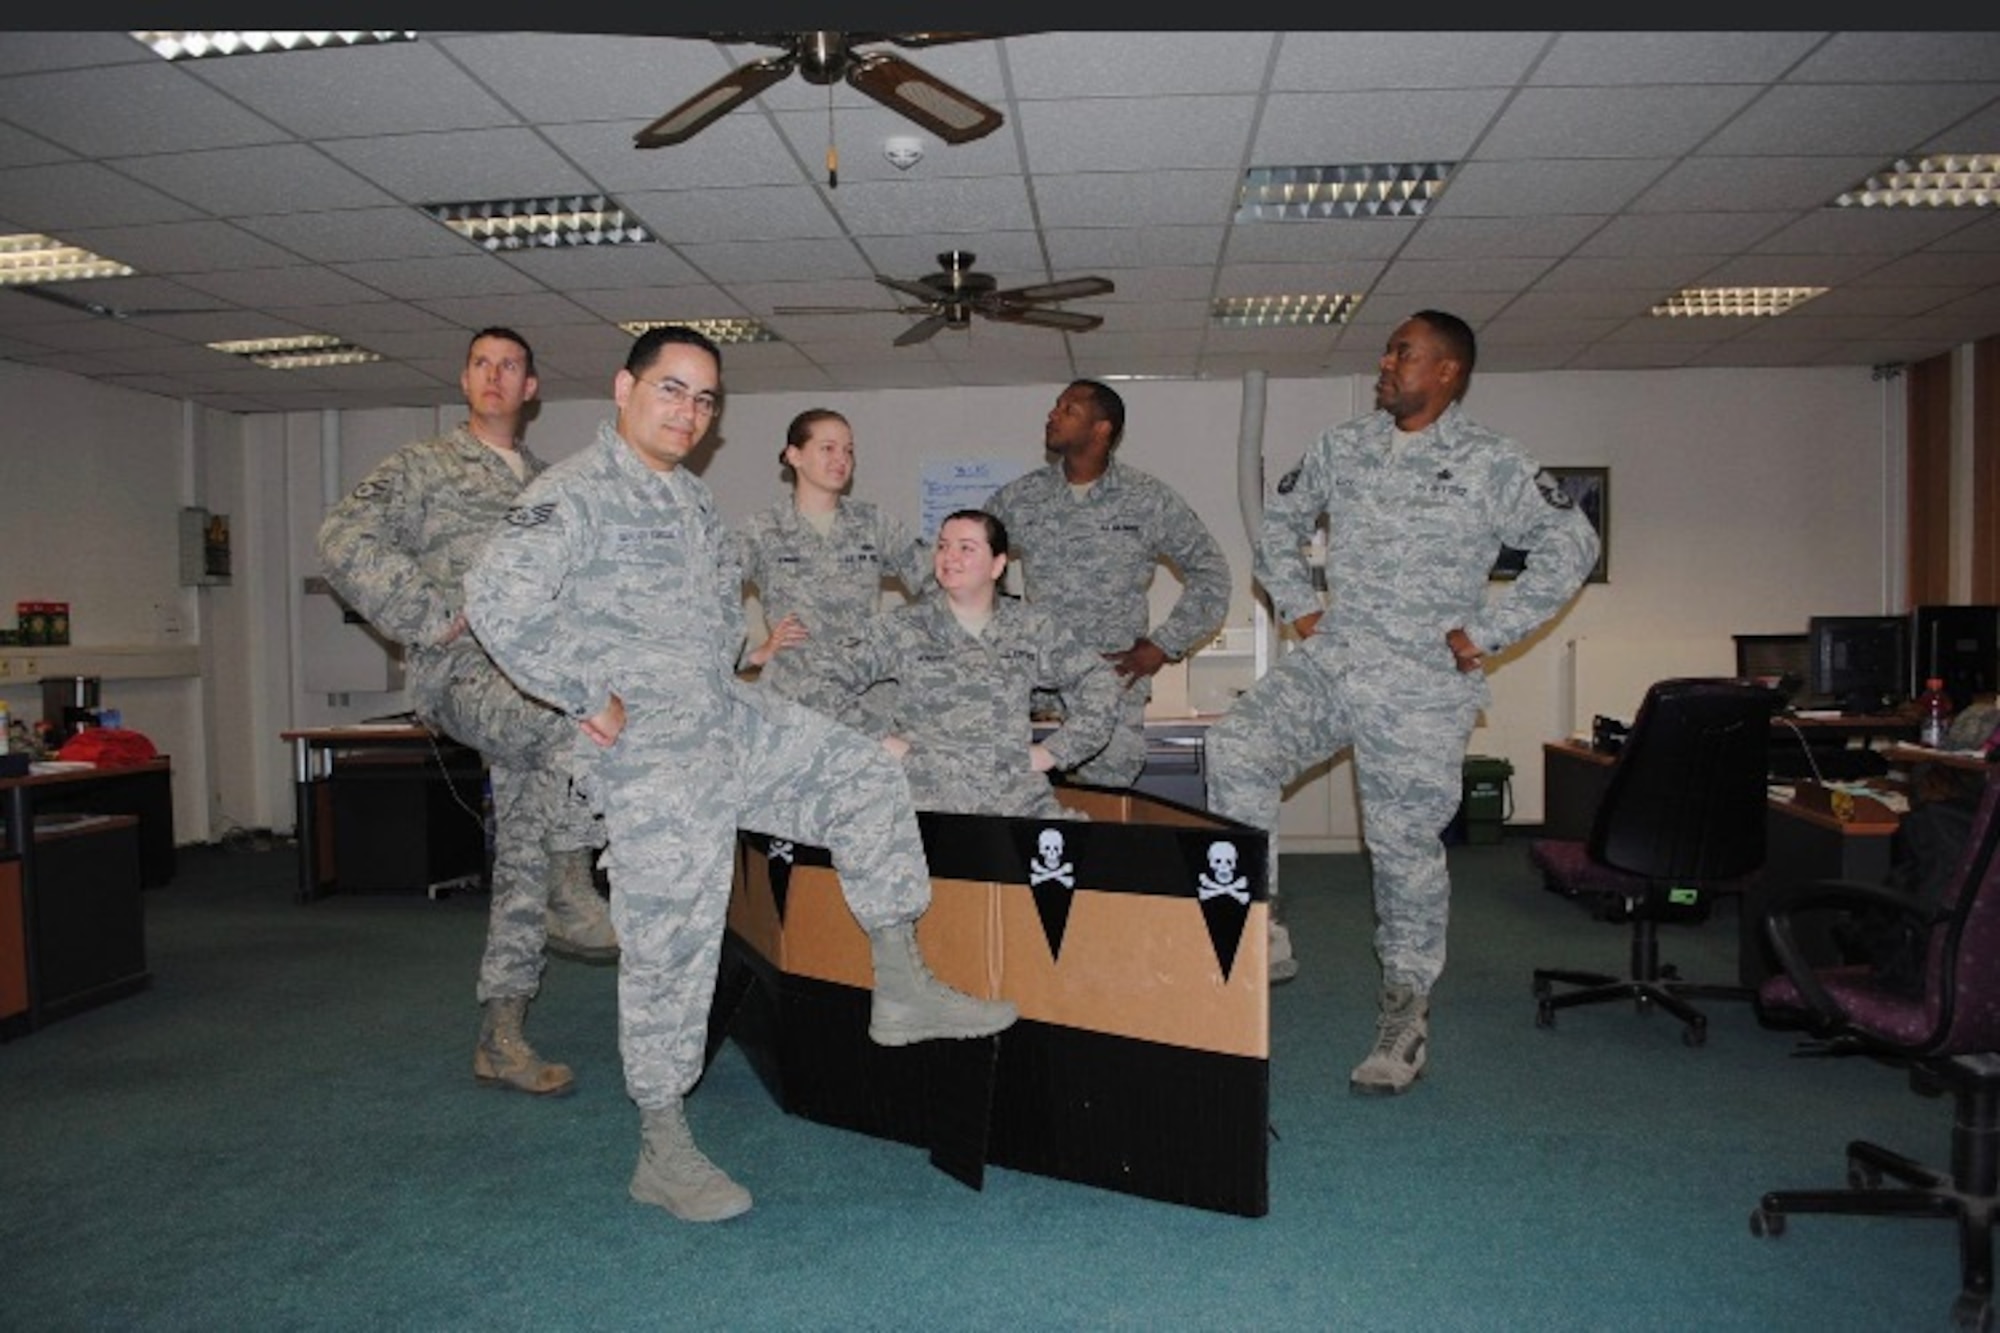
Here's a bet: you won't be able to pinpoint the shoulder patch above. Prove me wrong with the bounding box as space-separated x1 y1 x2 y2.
504 502 557 528
1533 469 1575 509
1275 466 1302 495
350 479 387 501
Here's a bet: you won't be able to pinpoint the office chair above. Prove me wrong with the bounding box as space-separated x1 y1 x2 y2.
1530 677 1779 1046
1749 769 2000 1333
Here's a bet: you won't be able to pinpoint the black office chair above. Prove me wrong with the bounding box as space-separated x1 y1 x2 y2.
1529 677 1779 1046
1749 769 2000 1333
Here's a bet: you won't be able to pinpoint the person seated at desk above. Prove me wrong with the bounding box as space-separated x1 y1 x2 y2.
820 510 1120 820
1818 701 1998 987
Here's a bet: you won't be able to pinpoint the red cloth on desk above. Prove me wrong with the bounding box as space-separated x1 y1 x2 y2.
56 728 158 767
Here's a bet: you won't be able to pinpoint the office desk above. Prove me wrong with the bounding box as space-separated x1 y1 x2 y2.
281 726 487 903
1540 741 1903 985
1 761 167 1035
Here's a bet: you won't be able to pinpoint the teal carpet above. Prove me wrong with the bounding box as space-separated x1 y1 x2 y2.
0 838 1956 1331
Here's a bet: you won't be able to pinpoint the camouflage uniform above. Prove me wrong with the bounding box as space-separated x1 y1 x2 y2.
316 426 602 1003
984 459 1231 786
463 421 935 1109
824 592 1121 818
732 496 929 735
1205 401 1599 992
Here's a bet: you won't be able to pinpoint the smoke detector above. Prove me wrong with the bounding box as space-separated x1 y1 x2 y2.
883 136 924 170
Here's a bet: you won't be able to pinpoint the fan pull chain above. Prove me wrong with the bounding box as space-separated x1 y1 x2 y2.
826 86 838 188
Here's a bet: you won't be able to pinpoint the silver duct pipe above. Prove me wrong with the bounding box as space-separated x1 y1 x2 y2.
1236 369 1267 545
1236 370 1270 678
319 408 341 508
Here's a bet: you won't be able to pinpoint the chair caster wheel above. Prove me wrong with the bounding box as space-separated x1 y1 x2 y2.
1749 1207 1784 1238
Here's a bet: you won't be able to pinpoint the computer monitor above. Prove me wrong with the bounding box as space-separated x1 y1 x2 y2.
1734 632 1812 704
1808 614 1911 716
1911 604 2000 713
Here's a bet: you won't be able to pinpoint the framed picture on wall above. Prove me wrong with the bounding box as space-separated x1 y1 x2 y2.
1489 466 1608 584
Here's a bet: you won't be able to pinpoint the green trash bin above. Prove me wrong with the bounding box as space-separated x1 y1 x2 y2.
1461 755 1514 844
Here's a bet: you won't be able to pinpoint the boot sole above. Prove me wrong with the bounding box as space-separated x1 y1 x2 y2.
474 1072 576 1096
546 939 619 963
1349 1065 1426 1096
869 1015 1017 1047
629 1180 753 1222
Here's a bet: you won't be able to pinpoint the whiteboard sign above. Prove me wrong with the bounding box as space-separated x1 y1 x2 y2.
919 457 1032 538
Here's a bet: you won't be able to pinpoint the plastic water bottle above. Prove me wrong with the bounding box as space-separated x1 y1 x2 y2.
1917 676 1953 749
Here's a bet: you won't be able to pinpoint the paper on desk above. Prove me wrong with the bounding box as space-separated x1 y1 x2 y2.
29 760 96 774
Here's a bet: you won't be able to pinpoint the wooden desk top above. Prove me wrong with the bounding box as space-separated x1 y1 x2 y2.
0 757 171 792
282 725 435 743
1771 780 1901 835
1882 743 1994 774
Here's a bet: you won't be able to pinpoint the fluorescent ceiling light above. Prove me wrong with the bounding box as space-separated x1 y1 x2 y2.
1832 155 1998 208
0 233 135 286
133 31 415 60
1237 163 1453 221
1650 287 1829 318
421 196 651 251
208 334 383 370
619 318 780 345
1211 294 1364 328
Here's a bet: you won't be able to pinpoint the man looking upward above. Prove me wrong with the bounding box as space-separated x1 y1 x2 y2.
984 379 1230 789
318 327 614 1099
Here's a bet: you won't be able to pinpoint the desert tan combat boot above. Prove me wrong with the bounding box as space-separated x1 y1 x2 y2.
1350 983 1429 1096
473 996 574 1096
544 849 618 962
866 921 1018 1047
630 1099 752 1222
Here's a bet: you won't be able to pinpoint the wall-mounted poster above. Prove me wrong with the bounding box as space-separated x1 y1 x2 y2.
1490 466 1608 584
919 458 1031 538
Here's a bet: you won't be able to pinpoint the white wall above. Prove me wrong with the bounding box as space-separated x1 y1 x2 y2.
2 353 1902 849
0 362 210 844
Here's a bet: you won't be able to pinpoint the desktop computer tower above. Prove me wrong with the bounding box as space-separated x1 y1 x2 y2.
1911 604 2000 713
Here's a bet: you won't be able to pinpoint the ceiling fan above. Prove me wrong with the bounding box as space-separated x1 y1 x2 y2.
633 32 1005 150
776 251 1115 347
10 284 227 321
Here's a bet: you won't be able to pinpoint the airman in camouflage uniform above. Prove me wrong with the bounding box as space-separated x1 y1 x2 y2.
1207 311 1599 1096
315 327 611 1101
823 511 1121 819
733 409 930 736
984 380 1231 787
462 327 1016 1225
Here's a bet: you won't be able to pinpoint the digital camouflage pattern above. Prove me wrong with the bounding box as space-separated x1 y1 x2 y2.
315 425 600 1002
984 458 1231 785
1207 401 1598 992
463 421 934 1108
731 496 929 734
825 592 1121 818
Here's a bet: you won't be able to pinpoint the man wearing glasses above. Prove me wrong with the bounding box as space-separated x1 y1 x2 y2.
464 325 1017 1224
317 327 615 1101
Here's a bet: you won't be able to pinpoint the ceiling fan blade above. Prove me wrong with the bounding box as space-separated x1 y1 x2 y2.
771 305 902 316
846 51 1003 145
10 284 226 319
633 52 796 149
894 313 953 346
983 305 1104 333
885 32 1000 48
876 273 949 302
993 276 1115 304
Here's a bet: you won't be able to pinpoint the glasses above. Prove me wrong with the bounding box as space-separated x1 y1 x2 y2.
636 375 720 418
